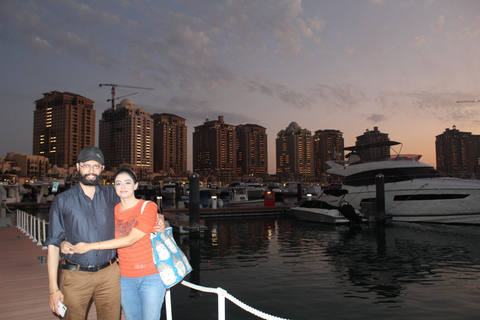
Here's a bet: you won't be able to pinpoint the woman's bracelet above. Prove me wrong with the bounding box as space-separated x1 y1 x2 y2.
50 288 60 295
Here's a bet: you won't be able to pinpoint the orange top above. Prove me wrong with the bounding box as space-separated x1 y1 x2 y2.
115 200 158 278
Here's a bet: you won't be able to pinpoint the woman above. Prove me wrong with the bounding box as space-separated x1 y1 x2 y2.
73 169 165 320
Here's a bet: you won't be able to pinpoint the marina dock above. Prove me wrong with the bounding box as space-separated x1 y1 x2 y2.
163 204 293 218
0 226 125 320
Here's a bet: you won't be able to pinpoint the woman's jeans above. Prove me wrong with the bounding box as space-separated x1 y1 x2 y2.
121 273 166 320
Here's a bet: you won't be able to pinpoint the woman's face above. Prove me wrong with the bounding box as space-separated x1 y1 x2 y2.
114 172 137 199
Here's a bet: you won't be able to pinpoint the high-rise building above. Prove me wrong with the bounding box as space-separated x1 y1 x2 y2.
313 129 344 177
193 116 236 182
33 91 95 167
276 122 313 180
152 113 187 175
236 124 268 177
435 125 480 176
355 127 390 161
99 99 153 174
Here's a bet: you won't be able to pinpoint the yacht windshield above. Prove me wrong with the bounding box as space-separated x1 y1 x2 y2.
344 167 444 186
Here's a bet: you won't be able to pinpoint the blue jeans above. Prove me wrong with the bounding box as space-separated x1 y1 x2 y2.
121 273 166 320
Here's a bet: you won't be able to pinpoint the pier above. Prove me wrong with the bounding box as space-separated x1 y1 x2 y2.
164 204 292 218
0 226 124 319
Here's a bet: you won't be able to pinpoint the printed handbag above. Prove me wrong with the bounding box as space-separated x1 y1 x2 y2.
150 227 193 289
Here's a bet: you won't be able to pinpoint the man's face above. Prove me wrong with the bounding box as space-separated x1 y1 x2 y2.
76 161 103 186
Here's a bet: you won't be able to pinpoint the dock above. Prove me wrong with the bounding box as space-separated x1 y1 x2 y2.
163 204 292 218
0 226 125 319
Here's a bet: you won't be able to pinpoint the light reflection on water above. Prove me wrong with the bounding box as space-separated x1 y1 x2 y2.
169 217 480 320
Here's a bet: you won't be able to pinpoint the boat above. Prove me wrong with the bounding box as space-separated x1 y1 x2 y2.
291 189 364 224
228 181 266 199
326 141 480 224
0 181 24 203
268 185 285 201
161 183 177 200
226 188 264 207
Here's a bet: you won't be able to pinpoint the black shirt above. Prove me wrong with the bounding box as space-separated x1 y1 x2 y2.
45 183 120 266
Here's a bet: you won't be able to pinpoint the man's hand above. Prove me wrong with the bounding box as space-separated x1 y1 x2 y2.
49 289 65 316
60 241 75 254
47 245 64 316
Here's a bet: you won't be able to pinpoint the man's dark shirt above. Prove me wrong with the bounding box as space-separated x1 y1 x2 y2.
45 183 120 266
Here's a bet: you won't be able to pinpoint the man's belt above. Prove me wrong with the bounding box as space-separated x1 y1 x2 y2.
61 257 117 272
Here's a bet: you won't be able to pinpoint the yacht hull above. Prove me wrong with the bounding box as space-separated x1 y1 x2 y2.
339 178 480 224
291 207 351 224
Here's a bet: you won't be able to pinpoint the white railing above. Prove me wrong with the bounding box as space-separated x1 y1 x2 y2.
15 210 290 320
16 210 48 249
165 280 291 320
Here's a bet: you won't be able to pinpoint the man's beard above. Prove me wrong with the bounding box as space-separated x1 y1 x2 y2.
78 172 101 186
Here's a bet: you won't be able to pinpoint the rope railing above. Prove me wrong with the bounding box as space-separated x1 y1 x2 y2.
16 210 48 249
164 280 291 320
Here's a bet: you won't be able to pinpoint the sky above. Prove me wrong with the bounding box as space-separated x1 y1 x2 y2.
1 0 480 174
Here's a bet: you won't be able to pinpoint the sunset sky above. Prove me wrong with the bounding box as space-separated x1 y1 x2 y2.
1 0 479 174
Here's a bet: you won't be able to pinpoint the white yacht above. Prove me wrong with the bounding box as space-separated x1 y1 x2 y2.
291 189 364 224
228 181 266 199
326 141 480 224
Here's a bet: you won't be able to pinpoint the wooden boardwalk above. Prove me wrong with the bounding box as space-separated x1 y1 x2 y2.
0 226 124 319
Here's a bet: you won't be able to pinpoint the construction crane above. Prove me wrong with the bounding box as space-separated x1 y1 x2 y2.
99 84 154 109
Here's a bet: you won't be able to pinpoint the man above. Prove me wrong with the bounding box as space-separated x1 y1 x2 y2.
46 146 143 319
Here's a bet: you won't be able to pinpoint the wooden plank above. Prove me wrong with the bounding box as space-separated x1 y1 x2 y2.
0 227 125 320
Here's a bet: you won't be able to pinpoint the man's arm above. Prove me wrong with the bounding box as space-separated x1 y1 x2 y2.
47 245 64 316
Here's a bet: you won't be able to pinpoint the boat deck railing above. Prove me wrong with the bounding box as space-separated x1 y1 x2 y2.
14 209 291 320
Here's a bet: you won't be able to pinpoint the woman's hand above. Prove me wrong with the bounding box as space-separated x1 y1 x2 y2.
73 242 92 254
153 214 166 233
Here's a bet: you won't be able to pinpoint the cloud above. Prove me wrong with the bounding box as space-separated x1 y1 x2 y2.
31 36 53 51
345 47 356 58
312 84 368 108
244 80 313 109
366 113 386 123
431 15 446 31
411 35 426 47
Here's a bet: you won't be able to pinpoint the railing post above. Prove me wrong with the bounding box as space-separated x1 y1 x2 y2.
217 287 226 320
36 218 43 246
165 289 172 320
25 214 31 237
19 211 26 233
16 210 21 230
42 220 48 250
28 215 33 239
32 217 38 243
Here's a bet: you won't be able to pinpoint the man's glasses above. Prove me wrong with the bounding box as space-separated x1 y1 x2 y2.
79 164 102 170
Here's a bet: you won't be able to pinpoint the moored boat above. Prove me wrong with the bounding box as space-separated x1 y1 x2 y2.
291 189 364 224
326 141 480 224
226 188 264 207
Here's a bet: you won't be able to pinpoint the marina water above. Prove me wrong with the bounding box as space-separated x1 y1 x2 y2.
168 216 480 320
27 206 480 319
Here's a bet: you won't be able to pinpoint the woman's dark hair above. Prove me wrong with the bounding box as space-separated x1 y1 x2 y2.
114 169 137 184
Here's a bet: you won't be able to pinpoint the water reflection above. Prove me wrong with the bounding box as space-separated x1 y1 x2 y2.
169 217 480 320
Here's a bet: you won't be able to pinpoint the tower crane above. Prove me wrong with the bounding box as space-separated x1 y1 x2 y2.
99 84 154 109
